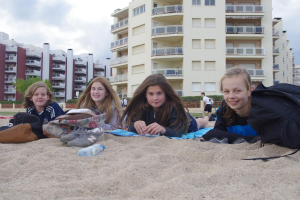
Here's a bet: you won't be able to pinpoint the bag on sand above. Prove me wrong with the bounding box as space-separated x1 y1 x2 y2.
248 83 300 149
43 109 106 138
9 112 41 126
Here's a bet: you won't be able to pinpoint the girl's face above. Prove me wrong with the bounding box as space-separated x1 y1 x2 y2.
90 81 108 107
29 87 49 109
222 75 254 116
146 85 166 111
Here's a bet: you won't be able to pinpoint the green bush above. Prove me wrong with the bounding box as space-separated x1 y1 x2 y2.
0 101 23 104
66 99 78 103
206 95 224 101
181 95 223 102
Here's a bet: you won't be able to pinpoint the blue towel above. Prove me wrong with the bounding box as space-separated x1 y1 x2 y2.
109 127 214 139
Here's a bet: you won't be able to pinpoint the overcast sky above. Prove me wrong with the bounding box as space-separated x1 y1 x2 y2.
0 0 299 64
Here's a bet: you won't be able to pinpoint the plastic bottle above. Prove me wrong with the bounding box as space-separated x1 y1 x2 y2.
77 144 105 157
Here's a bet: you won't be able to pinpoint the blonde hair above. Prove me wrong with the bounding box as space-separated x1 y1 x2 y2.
220 67 252 125
22 81 53 108
75 76 122 124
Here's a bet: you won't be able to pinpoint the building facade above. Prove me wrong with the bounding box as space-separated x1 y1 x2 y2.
294 65 300 86
109 0 295 98
0 34 106 102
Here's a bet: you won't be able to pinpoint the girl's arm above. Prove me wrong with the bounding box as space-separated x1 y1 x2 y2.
98 107 120 130
160 108 184 137
49 102 65 122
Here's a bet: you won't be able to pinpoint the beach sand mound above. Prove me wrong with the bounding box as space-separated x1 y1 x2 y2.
0 118 300 199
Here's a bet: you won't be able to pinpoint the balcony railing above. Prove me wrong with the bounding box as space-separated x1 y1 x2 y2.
152 47 183 56
26 50 42 58
75 77 86 83
5 77 16 83
273 64 280 70
5 67 16 72
52 74 65 80
6 46 18 52
53 92 65 97
52 64 66 71
111 18 128 31
74 85 86 90
152 25 183 35
74 68 86 74
110 74 128 83
4 97 16 101
110 56 128 66
75 60 87 66
247 69 265 77
225 5 264 13
152 5 183 15
273 47 280 53
111 37 128 48
272 30 280 36
226 47 265 55
226 26 264 34
94 72 104 76
52 83 65 88
152 68 183 76
26 70 41 76
175 90 183 97
52 55 66 62
26 60 41 67
4 88 16 93
294 81 300 85
5 56 17 62
95 64 104 69
274 80 280 85
294 69 300 73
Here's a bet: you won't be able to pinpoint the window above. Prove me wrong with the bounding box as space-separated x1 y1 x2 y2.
192 18 201 27
132 44 145 55
283 71 285 76
192 39 201 49
133 5 145 16
205 61 215 70
133 24 145 35
283 57 285 63
205 18 215 27
132 64 145 74
205 39 215 49
205 0 215 5
287 65 289 70
132 84 140 94
192 61 201 70
192 0 200 5
204 82 216 91
192 82 201 91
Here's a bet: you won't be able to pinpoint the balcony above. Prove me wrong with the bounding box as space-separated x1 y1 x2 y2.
294 75 300 80
152 47 183 56
226 26 264 34
226 47 265 56
272 30 280 37
294 69 300 73
5 56 17 62
294 81 300 86
110 74 128 83
52 55 66 62
247 69 265 77
75 77 86 83
273 64 280 71
274 80 280 85
74 85 86 91
53 92 65 98
75 59 87 66
26 70 41 76
52 74 65 80
225 5 264 13
26 50 42 58
111 18 128 31
5 67 16 73
273 47 280 54
94 63 104 70
94 72 104 77
175 90 183 97
4 97 16 101
110 56 128 66
111 37 128 48
26 60 41 67
4 77 16 83
152 5 183 15
4 88 16 94
152 68 183 77
52 82 65 89
5 46 18 52
152 25 183 36
52 64 66 71
74 68 86 74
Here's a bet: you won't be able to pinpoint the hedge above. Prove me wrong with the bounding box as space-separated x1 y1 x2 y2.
66 99 78 103
0 101 23 104
181 95 223 102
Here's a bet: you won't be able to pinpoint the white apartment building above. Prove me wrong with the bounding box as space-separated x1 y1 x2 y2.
293 65 300 86
109 0 296 98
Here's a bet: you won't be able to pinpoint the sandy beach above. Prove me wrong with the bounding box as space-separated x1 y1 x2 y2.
0 116 300 200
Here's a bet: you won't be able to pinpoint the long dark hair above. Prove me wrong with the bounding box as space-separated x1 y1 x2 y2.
121 74 189 133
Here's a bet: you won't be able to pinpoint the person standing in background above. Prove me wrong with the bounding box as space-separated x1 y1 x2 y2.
201 92 212 118
123 97 127 107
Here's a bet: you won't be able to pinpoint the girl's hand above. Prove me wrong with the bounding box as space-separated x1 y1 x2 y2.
134 120 147 135
144 123 166 135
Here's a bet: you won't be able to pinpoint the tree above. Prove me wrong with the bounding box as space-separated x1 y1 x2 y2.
12 77 53 95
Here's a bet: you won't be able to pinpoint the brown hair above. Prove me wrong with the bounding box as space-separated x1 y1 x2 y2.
75 76 122 124
120 74 189 134
22 81 53 108
220 67 252 126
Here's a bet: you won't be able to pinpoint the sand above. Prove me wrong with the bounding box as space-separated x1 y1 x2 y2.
0 116 300 200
